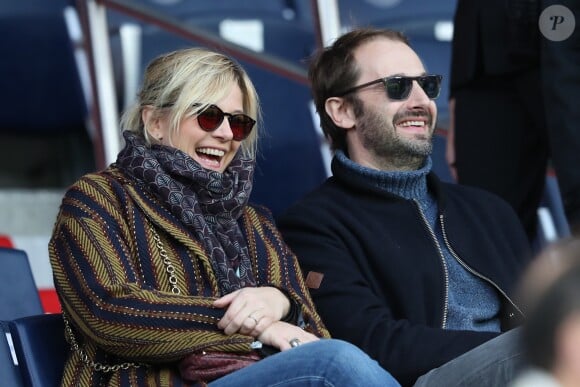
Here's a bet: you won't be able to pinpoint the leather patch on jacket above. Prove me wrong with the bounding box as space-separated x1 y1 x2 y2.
305 271 324 289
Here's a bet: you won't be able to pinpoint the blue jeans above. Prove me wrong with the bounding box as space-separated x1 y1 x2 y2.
209 339 400 387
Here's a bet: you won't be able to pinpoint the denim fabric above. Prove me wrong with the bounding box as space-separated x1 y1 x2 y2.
413 328 524 387
210 339 401 387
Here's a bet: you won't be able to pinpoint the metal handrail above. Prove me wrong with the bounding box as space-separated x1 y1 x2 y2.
98 0 309 85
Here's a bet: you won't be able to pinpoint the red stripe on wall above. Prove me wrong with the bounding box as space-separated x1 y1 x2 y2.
0 235 14 248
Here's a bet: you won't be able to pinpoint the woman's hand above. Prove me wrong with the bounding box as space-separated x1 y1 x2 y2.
258 321 319 351
213 287 290 336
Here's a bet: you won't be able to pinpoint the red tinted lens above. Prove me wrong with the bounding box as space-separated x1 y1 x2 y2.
229 115 255 141
197 105 255 141
197 105 224 131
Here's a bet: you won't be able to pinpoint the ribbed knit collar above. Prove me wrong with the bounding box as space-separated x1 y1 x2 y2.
334 150 432 200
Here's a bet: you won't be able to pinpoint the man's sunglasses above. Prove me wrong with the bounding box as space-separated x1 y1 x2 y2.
196 104 256 141
336 74 443 100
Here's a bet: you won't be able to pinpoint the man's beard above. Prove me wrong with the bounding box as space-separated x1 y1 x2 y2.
358 106 434 170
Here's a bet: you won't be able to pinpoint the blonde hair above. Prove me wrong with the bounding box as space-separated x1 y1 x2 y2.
121 47 261 158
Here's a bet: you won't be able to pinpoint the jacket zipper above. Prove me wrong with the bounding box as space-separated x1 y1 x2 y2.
438 214 524 319
413 200 449 328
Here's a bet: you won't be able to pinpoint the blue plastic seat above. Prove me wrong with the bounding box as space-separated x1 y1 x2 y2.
9 313 67 387
0 248 43 387
1 321 24 387
0 247 43 321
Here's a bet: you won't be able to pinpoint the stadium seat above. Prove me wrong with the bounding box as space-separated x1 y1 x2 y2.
0 248 43 387
0 15 85 133
9 313 67 387
1 321 24 387
0 247 43 321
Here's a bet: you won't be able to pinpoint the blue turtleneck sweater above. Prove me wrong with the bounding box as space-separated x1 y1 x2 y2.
335 151 501 332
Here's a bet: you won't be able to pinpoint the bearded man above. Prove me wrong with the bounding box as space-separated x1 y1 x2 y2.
278 28 532 387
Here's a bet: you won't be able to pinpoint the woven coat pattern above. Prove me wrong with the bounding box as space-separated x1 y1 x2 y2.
49 167 329 387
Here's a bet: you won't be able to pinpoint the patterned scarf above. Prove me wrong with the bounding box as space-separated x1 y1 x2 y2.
117 131 256 294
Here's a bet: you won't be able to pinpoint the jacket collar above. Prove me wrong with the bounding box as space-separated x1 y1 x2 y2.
330 152 447 212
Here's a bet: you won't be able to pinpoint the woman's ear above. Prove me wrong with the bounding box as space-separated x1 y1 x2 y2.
142 106 163 140
325 97 356 129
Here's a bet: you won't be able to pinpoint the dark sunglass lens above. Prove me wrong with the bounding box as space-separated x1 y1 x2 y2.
386 78 412 100
197 105 224 131
229 115 255 141
420 76 441 99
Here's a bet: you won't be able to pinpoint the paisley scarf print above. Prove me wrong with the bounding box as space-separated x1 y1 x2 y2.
117 131 257 293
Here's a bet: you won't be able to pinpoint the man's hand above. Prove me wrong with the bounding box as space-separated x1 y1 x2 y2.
257 321 319 351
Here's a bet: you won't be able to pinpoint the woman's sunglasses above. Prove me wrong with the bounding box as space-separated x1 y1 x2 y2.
196 104 256 141
336 74 443 100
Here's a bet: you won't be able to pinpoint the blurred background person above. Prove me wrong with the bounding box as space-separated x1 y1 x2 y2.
447 0 548 243
540 0 580 235
511 237 580 387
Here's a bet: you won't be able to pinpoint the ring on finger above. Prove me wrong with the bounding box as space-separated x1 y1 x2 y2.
289 338 301 348
247 314 258 325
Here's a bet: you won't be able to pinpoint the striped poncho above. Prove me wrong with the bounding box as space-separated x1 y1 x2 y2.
49 167 329 386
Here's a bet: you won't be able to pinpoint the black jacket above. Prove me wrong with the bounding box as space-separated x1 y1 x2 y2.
278 159 531 386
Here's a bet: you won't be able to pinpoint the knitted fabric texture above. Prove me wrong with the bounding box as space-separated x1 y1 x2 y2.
334 151 501 332
49 166 329 386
